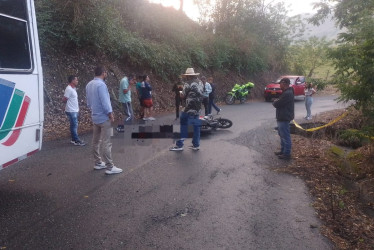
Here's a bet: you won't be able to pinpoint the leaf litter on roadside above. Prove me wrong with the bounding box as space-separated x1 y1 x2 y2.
278 109 374 249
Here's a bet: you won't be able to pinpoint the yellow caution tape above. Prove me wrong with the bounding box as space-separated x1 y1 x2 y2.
292 112 349 132
293 111 374 140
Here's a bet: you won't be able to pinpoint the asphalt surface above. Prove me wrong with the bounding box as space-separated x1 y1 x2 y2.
0 95 347 249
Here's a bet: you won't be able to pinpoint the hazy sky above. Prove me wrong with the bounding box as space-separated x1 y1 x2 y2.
277 0 318 16
149 0 319 20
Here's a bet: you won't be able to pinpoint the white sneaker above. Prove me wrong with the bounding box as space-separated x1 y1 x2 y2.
105 166 123 175
148 117 156 121
188 145 200 151
143 117 149 121
74 140 86 146
94 162 106 170
169 146 183 151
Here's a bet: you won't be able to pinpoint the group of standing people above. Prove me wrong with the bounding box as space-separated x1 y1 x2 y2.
116 74 155 132
169 68 221 151
62 66 157 175
172 73 221 120
117 74 155 130
62 66 316 174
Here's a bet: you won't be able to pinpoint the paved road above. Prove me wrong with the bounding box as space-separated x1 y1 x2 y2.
0 95 346 249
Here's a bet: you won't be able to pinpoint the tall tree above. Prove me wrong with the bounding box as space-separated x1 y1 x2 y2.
310 0 374 118
289 36 331 77
196 0 292 72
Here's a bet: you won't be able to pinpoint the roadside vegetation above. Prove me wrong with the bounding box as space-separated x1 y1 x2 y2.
35 0 287 81
33 0 373 248
288 1 374 247
284 108 374 249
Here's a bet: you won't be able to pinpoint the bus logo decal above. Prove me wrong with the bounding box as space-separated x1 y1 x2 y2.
0 78 31 146
0 78 15 126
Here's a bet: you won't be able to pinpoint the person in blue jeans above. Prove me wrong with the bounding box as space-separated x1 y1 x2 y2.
304 83 316 120
272 78 294 160
170 68 204 151
63 75 85 146
200 76 212 117
207 76 221 115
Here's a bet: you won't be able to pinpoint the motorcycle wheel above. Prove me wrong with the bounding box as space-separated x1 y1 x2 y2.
225 94 235 105
239 96 247 104
200 125 212 134
217 118 233 129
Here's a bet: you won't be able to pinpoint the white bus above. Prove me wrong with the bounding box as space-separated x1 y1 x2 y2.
0 0 43 169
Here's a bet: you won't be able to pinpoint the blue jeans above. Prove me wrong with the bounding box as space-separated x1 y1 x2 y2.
305 96 313 118
66 112 79 142
208 97 220 114
176 112 201 148
277 121 291 156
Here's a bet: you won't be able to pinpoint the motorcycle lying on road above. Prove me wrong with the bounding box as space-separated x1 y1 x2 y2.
199 114 233 133
225 82 255 105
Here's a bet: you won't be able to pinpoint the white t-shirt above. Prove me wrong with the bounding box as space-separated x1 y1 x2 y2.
64 85 79 112
305 88 316 96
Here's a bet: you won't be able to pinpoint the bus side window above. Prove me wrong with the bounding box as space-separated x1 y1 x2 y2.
0 15 32 71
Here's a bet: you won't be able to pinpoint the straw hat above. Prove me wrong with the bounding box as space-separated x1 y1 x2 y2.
182 68 200 76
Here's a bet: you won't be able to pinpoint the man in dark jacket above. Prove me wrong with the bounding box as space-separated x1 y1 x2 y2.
272 78 294 160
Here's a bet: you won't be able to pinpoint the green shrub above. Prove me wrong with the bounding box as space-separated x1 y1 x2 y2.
35 0 283 79
308 78 329 90
337 129 370 148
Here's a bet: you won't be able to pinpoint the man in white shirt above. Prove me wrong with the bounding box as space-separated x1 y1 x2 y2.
63 75 85 146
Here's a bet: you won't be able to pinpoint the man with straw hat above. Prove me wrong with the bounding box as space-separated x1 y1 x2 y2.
170 68 204 151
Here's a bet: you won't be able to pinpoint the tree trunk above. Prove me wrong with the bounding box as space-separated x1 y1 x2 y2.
180 0 183 12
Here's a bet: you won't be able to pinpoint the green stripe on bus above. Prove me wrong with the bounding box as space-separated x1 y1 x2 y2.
0 89 24 140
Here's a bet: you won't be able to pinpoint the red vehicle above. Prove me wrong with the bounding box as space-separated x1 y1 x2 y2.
264 75 306 101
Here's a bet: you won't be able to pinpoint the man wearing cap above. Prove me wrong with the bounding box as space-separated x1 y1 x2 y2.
272 77 294 160
170 68 204 151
